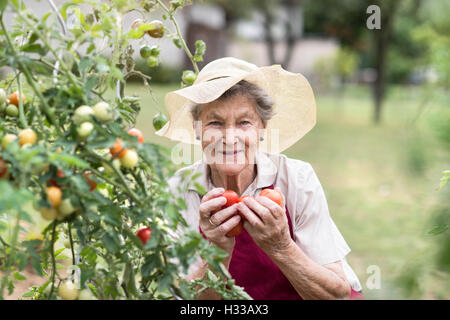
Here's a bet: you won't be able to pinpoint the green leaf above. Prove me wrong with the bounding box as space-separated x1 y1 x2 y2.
427 224 449 236
14 272 27 281
102 233 120 253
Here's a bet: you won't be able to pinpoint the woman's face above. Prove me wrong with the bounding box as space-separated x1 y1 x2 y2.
196 94 265 176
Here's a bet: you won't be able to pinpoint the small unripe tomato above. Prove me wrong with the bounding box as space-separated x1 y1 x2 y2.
103 158 121 174
2 133 17 149
8 91 25 107
46 186 62 208
58 198 76 217
64 238 71 249
109 138 127 158
120 149 139 168
127 128 144 144
152 113 168 131
58 281 79 300
77 122 94 140
92 101 113 122
78 288 96 300
39 207 58 221
259 188 283 206
0 88 7 105
0 102 5 114
182 70 197 85
147 20 164 38
136 226 152 245
5 104 18 117
150 45 160 56
139 45 152 59
147 56 159 68
73 105 94 125
18 128 37 146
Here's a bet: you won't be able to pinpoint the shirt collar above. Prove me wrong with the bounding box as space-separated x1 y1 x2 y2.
187 150 278 194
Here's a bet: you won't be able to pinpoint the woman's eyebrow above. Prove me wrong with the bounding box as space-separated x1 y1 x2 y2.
206 112 224 120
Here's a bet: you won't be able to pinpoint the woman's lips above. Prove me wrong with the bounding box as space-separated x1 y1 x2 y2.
221 150 243 156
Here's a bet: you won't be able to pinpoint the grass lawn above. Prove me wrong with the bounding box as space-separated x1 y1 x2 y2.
124 81 449 299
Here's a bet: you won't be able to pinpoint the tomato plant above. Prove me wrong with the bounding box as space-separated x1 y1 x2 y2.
0 0 250 301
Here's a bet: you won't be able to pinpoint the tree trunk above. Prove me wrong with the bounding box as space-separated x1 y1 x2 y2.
262 4 276 65
371 0 401 124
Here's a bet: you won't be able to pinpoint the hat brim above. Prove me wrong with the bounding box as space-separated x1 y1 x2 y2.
156 65 316 154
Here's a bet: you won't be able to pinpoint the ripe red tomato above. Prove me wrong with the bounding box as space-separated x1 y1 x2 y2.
127 128 144 144
136 226 152 245
212 190 239 214
0 158 7 178
109 138 127 158
210 190 243 237
8 91 25 107
259 189 283 206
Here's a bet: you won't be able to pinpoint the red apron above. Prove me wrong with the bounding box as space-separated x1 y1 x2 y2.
200 184 364 300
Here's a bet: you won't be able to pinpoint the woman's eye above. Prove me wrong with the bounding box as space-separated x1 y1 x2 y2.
240 121 251 125
209 121 221 126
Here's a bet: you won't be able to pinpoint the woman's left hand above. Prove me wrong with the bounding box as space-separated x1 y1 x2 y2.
237 187 293 257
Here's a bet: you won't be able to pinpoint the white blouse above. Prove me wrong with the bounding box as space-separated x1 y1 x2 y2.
166 150 362 292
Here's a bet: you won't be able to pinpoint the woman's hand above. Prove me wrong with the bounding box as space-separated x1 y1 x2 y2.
199 187 242 255
237 187 293 257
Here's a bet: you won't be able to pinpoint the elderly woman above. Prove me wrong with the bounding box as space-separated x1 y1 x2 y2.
157 57 363 300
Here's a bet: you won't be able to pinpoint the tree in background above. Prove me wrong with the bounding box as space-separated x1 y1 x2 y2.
205 0 303 69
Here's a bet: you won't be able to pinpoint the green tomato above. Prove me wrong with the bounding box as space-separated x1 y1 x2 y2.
73 105 94 125
147 56 159 68
92 101 114 122
152 113 168 131
5 104 18 117
64 238 71 249
78 288 96 300
140 45 152 59
77 122 94 140
2 133 17 149
0 102 5 114
182 70 197 85
150 45 160 56
0 88 6 105
58 281 79 300
58 198 76 217
120 149 139 168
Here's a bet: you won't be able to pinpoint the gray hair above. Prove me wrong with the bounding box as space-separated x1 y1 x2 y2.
190 80 276 127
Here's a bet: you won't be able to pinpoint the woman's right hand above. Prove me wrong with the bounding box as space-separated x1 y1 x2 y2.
199 187 241 255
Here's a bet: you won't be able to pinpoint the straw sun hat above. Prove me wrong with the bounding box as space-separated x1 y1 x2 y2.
155 57 316 154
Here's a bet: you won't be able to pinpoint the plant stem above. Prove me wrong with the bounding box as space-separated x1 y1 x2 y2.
84 149 142 206
17 73 28 128
47 221 57 299
156 0 199 74
0 13 61 134
68 223 76 276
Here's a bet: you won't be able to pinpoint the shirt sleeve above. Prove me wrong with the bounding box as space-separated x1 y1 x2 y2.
293 163 351 266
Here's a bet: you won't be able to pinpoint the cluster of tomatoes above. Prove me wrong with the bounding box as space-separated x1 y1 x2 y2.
0 88 25 118
213 189 283 237
131 18 164 68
